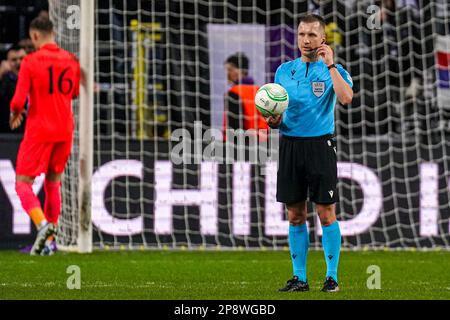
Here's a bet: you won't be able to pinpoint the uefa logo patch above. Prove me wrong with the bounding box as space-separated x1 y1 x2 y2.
312 81 325 97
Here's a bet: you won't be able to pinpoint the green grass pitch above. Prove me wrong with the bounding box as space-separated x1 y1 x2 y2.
0 250 449 299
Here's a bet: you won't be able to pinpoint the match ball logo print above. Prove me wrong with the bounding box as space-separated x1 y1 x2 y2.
259 96 270 108
312 82 325 97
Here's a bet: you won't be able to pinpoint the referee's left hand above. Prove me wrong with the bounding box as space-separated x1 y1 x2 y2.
264 114 282 129
9 112 23 130
316 44 334 66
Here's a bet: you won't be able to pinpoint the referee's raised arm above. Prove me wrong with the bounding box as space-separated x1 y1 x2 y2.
315 45 353 105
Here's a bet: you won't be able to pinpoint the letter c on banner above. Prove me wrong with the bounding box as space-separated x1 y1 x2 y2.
91 160 143 235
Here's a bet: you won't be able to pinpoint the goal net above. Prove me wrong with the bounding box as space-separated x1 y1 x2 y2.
49 0 81 250
49 0 450 251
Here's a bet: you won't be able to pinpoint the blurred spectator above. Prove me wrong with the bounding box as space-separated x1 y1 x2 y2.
346 0 425 135
0 45 27 133
306 0 346 60
325 22 343 51
37 10 50 20
223 52 268 140
18 38 35 54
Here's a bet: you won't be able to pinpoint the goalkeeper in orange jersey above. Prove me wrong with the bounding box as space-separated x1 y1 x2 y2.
9 16 81 255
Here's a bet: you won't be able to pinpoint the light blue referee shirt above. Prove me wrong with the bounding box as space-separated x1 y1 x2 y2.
274 58 353 137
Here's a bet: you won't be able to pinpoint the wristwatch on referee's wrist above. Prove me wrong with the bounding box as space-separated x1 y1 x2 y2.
327 63 337 70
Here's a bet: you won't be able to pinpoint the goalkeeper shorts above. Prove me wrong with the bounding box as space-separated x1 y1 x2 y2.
276 134 338 205
16 138 73 177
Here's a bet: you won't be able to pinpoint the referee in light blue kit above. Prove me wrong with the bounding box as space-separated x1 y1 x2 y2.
265 14 353 293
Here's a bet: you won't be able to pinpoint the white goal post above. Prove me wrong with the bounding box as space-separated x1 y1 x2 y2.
49 0 94 252
77 0 94 253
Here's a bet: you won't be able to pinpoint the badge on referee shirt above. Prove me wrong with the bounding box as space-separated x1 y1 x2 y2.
312 81 325 97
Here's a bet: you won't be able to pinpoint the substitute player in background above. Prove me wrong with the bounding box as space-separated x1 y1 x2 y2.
9 16 81 255
265 14 353 292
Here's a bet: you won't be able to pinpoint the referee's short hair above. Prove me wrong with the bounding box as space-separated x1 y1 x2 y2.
29 16 54 35
298 13 326 31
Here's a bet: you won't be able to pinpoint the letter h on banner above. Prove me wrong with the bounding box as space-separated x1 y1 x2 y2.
154 161 218 235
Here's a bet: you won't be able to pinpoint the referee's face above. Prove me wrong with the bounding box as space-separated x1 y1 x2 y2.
298 21 325 60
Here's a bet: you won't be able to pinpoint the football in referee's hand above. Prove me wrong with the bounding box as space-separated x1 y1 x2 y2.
254 83 289 117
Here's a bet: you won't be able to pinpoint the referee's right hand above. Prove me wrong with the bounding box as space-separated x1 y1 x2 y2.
264 114 282 129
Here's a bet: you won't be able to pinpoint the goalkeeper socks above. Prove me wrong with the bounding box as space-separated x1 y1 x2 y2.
322 220 341 282
15 181 46 228
44 179 62 224
288 224 309 282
